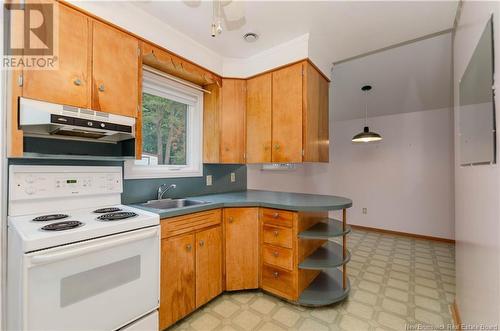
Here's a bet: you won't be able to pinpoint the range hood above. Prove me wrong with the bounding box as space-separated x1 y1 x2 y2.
19 98 135 143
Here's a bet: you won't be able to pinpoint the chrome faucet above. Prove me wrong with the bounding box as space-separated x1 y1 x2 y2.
157 184 176 200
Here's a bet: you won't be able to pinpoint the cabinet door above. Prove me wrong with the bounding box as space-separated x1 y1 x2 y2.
272 62 303 163
92 21 139 117
220 79 246 163
160 234 195 330
23 4 91 108
246 73 272 163
224 208 259 290
195 226 222 307
303 63 329 162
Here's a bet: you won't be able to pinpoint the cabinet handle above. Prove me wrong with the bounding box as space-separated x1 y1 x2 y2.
199 240 205 247
228 217 234 223
272 251 279 257
273 230 279 237
272 212 279 219
274 144 280 150
73 78 81 86
273 271 279 278
98 84 105 92
186 244 192 252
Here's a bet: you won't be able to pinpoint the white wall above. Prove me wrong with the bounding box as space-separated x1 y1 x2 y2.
247 106 454 240
453 1 500 326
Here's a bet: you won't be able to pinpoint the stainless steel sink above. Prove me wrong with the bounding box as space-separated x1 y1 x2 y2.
140 198 208 210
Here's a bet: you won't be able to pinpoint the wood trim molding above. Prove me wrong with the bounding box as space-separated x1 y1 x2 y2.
350 224 455 244
451 299 462 330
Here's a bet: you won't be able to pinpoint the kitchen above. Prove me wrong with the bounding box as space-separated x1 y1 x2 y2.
0 0 498 330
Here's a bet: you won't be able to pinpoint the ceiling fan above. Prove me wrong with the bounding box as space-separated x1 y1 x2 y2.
184 0 246 37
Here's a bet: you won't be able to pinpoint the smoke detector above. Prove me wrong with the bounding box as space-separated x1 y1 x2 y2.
243 32 259 43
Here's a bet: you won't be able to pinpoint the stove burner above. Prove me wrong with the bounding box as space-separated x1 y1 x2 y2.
32 214 69 222
93 207 122 214
41 221 83 231
97 212 138 221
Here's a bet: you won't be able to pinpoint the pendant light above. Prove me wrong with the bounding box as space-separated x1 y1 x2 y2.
352 85 383 143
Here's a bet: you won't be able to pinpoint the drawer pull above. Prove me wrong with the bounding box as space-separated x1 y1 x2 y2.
272 251 279 257
73 78 81 86
228 216 234 223
186 244 192 252
273 230 279 237
272 212 279 219
199 240 204 247
98 84 105 92
273 271 279 278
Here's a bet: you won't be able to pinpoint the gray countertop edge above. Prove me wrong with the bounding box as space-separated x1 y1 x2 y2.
130 190 353 219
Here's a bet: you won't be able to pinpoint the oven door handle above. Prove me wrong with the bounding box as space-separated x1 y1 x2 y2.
29 227 159 266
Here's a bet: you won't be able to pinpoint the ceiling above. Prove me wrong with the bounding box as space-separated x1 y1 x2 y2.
133 1 458 63
332 32 452 121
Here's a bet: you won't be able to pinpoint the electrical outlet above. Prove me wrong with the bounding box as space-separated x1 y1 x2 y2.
230 172 236 182
206 175 213 186
362 208 367 214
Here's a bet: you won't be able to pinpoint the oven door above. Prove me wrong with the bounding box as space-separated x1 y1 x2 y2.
22 226 160 331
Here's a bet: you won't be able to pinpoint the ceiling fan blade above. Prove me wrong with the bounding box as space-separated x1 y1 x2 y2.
182 0 201 8
222 0 245 22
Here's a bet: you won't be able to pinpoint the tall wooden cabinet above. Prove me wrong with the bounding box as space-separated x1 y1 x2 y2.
22 4 91 108
245 60 330 164
224 208 259 290
19 2 140 118
220 79 246 163
92 21 139 117
246 73 272 163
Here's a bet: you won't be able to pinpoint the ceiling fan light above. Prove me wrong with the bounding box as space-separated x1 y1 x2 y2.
352 126 383 143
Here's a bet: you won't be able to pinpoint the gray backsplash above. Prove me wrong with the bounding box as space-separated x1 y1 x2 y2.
8 159 247 205
122 164 246 204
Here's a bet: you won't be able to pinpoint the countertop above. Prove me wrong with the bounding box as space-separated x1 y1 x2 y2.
132 190 352 219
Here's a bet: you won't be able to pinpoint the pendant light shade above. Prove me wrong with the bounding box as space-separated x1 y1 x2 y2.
352 85 383 143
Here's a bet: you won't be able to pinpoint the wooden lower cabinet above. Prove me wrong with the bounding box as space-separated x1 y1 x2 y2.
159 210 223 330
224 208 259 290
160 233 195 330
159 208 326 329
196 226 223 308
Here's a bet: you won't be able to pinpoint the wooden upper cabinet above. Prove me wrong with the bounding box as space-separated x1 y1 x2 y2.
160 234 195 330
92 21 139 117
303 62 329 162
195 226 222 308
246 73 272 163
203 83 222 163
272 62 304 163
220 79 246 163
224 208 259 290
23 4 91 108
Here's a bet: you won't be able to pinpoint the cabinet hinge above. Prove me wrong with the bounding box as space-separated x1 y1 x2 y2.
17 74 23 87
302 68 304 76
137 47 141 57
302 149 305 156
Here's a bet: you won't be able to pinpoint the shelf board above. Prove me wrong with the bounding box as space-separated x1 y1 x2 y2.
298 219 351 239
299 241 350 270
298 269 350 307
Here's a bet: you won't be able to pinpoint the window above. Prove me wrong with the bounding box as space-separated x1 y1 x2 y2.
124 69 203 179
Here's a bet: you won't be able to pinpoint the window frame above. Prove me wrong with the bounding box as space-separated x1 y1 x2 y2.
124 70 203 179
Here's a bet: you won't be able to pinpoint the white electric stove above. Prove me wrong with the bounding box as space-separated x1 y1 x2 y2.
7 165 160 331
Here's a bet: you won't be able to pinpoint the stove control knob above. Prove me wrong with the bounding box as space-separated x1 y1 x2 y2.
25 186 36 195
25 175 35 184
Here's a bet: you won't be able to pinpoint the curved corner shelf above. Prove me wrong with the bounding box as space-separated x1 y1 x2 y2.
298 269 350 307
299 241 350 270
298 218 351 239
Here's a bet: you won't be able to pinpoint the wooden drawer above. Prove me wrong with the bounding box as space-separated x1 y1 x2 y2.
261 208 294 228
261 264 295 300
161 209 221 238
263 225 293 248
262 244 293 270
